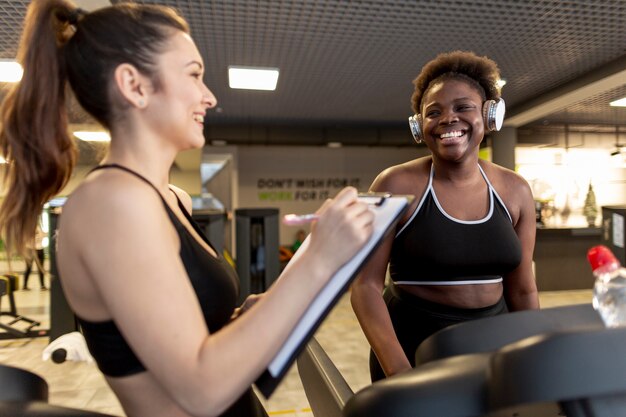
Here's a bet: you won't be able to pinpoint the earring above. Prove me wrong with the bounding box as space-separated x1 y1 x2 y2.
138 99 145 107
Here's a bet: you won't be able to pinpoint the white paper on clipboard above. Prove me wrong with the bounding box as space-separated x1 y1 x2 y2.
261 194 410 385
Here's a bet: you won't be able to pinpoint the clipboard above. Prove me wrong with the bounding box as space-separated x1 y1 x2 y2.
255 193 412 397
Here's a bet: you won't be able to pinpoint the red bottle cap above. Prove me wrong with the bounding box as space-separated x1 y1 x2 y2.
587 245 620 271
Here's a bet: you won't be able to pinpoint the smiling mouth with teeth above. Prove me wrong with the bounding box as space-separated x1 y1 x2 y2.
439 130 465 139
193 114 204 123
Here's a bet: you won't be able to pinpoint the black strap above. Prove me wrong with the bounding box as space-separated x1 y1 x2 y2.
89 164 214 249
90 163 181 209
90 163 162 195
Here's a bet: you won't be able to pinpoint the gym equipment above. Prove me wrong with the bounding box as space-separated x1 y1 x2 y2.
297 338 352 417
42 331 93 364
0 364 115 416
191 209 226 255
0 363 47 402
488 326 626 417
415 302 603 365
298 303 623 417
344 351 492 417
47 201 79 341
235 208 280 303
0 274 48 340
0 402 116 416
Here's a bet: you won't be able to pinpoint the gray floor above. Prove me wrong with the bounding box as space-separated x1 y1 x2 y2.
0 269 593 416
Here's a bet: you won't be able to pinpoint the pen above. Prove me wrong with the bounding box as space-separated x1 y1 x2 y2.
283 193 392 226
282 213 320 225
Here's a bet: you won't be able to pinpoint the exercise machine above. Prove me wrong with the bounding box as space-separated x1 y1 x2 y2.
0 273 48 340
0 363 115 416
299 303 625 417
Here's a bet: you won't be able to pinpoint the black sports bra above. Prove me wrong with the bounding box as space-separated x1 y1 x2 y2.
389 164 522 285
75 164 240 377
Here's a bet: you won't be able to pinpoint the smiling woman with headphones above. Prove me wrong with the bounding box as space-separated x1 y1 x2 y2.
350 50 540 382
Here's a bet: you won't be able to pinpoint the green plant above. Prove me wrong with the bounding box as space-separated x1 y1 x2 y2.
583 183 598 224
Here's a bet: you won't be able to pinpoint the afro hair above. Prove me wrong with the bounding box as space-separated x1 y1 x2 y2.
411 50 501 115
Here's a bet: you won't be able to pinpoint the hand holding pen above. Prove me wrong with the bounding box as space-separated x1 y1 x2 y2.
296 187 374 270
283 213 320 226
282 192 389 225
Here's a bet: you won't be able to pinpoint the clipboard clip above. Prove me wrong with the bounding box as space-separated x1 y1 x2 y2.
357 192 392 207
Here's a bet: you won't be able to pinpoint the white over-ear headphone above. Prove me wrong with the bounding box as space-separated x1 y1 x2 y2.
408 98 506 144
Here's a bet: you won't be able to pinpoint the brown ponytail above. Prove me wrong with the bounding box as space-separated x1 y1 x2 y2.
0 0 188 255
0 0 77 255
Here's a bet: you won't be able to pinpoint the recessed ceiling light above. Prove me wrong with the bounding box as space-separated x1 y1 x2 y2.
610 97 626 107
73 131 111 142
228 66 279 91
0 59 23 83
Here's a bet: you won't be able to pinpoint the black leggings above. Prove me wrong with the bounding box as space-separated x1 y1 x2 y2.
23 248 45 289
369 282 507 382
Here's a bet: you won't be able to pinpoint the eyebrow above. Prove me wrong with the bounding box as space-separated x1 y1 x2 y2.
425 97 477 108
185 60 203 70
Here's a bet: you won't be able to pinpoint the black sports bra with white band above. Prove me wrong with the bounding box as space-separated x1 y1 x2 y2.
389 163 522 286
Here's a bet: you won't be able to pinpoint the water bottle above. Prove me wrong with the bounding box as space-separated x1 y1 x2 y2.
587 245 626 327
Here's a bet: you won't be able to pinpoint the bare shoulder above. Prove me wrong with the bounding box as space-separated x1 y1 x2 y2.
370 156 431 194
60 170 171 244
64 170 162 214
479 161 534 220
168 184 193 214
480 161 532 195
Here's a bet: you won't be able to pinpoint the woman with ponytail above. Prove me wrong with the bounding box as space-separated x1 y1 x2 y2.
0 2 374 416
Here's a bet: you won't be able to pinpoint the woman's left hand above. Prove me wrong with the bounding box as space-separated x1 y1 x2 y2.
230 293 264 321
